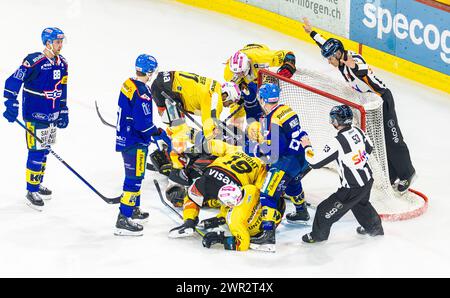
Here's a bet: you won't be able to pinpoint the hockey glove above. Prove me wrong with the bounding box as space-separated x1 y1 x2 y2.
199 216 226 229
3 98 19 123
277 53 296 79
202 231 236 250
149 149 171 176
56 107 69 129
152 128 172 152
165 184 186 208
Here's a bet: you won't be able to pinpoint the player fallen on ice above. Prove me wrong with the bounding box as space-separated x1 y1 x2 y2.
168 143 268 240
114 54 171 236
247 83 310 252
224 44 298 129
302 17 415 193
300 105 384 243
3 27 68 211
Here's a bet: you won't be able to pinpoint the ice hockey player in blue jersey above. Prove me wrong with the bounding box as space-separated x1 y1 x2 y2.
114 54 172 236
3 27 68 211
247 83 310 252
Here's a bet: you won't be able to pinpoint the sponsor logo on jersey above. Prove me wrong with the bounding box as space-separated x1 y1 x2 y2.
207 169 239 186
32 113 48 121
13 68 26 80
352 149 368 165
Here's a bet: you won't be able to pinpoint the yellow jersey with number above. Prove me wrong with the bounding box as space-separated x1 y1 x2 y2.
208 151 267 188
224 44 292 85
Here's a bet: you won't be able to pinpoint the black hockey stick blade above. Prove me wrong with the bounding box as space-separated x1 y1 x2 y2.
95 100 117 129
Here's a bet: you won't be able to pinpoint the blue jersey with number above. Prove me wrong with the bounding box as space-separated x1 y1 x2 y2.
3 52 68 124
116 78 159 152
258 104 307 161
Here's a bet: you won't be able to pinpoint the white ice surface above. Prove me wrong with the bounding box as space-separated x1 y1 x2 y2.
1 0 449 277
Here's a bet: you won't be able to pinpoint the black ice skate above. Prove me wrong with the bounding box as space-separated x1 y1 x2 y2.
131 207 149 224
302 233 318 244
25 191 44 211
397 171 416 193
250 230 276 252
114 213 143 236
38 185 52 200
356 226 384 237
286 207 310 224
168 218 198 238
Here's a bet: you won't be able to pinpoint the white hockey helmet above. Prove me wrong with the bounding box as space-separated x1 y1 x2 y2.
221 82 241 103
218 184 243 208
229 51 250 75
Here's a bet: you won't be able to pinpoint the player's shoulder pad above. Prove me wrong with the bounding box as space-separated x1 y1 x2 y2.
22 52 46 68
271 104 297 126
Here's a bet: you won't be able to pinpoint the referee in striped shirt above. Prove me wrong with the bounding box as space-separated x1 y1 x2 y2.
300 105 383 243
302 18 415 193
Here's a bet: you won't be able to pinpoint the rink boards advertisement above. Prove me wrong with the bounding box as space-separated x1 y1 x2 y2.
177 0 450 92
350 0 450 76
236 0 349 37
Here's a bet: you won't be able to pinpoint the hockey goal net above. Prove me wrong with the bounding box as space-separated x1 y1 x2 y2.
258 69 428 221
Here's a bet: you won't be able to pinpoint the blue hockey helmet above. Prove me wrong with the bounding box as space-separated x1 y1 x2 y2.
259 83 280 103
321 38 344 59
41 27 65 45
135 54 158 75
330 105 353 126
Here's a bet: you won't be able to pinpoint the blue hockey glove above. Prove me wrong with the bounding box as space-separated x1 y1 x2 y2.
3 98 19 123
56 107 69 129
152 128 172 152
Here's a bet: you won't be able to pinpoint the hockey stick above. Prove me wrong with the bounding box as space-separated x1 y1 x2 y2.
94 100 116 129
224 102 244 123
16 120 122 204
94 100 158 172
153 179 205 237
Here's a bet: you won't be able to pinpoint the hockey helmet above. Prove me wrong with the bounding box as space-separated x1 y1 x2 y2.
41 27 65 46
135 54 158 75
321 38 344 59
259 83 280 103
221 82 241 103
329 105 353 126
218 184 243 208
229 51 250 75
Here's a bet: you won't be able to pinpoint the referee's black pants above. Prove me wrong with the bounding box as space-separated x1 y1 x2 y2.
311 179 382 241
382 89 415 183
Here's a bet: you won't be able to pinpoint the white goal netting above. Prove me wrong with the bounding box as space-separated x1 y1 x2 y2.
259 69 428 221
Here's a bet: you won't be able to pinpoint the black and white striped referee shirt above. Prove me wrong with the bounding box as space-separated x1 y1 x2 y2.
304 126 374 188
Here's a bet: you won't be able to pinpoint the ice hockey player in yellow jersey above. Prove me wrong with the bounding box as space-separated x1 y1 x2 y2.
151 71 242 191
168 146 277 243
224 44 297 127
